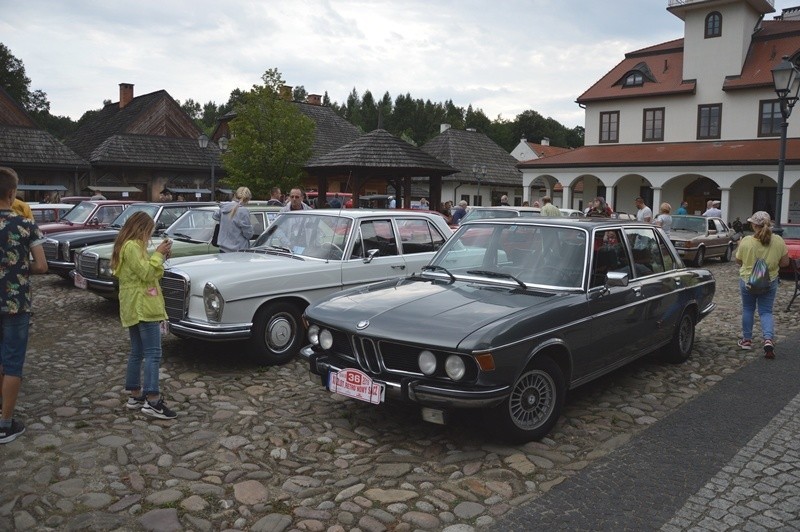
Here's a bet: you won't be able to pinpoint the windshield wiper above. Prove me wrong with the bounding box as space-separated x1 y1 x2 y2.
466 269 527 289
421 264 455 283
170 232 195 241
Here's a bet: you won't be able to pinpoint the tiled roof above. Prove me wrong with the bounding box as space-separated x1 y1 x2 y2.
421 128 523 186
294 102 362 157
305 129 456 176
0 125 89 169
577 39 694 104
518 139 800 169
89 134 220 169
525 142 572 159
724 21 800 90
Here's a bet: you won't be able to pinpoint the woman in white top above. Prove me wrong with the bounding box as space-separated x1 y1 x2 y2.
654 202 672 235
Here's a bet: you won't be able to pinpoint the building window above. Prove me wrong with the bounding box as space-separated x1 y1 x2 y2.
623 72 644 87
600 111 620 143
697 104 722 139
642 108 665 141
758 100 782 137
705 12 722 38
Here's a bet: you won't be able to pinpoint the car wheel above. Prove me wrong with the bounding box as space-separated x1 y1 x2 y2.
488 356 565 443
721 244 733 263
660 310 695 364
248 301 304 365
694 247 705 267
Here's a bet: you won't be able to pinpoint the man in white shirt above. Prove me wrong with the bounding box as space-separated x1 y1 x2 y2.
635 197 653 223
703 200 722 217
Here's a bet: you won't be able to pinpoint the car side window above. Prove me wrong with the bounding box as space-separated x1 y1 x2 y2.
97 206 124 224
708 219 716 232
396 219 444 254
591 229 632 287
351 220 398 259
656 233 676 271
624 228 665 277
250 213 265 236
159 207 186 228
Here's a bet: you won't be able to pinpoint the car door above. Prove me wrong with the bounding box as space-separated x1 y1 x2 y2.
395 217 447 272
708 218 730 258
584 228 643 378
341 218 408 288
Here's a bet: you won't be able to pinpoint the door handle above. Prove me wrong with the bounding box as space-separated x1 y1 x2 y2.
392 265 406 270
633 287 642 297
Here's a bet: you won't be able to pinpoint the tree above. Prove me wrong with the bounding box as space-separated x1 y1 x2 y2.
0 42 51 113
222 68 315 199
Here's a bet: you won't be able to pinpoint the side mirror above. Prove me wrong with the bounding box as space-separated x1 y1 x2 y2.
364 248 380 264
90 217 100 225
605 271 629 288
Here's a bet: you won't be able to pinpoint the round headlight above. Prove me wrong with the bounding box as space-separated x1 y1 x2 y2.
418 350 437 376
445 355 466 381
319 329 333 350
203 283 224 322
308 324 320 345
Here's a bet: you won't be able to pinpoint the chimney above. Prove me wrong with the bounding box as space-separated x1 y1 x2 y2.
307 94 322 106
440 123 451 133
466 127 477 132
541 137 550 146
119 83 134 109
279 85 293 101
521 136 527 143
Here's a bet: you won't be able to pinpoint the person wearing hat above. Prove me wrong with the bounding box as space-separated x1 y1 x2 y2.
703 200 722 217
734 211 789 358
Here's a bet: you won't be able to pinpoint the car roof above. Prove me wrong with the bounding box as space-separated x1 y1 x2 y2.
189 204 283 212
464 216 656 229
30 203 74 209
468 206 541 213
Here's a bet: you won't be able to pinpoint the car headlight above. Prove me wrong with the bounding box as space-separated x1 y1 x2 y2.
418 350 437 376
319 329 333 350
308 324 320 345
59 242 71 261
671 240 685 247
98 259 113 278
203 282 224 322
445 355 466 381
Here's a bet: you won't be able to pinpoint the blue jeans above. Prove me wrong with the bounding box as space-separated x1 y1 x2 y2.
0 313 31 377
125 321 162 396
740 278 779 341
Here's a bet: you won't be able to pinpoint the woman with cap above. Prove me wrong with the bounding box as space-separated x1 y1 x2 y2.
734 211 790 358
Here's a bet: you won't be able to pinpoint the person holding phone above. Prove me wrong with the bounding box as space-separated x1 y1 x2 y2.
111 211 177 419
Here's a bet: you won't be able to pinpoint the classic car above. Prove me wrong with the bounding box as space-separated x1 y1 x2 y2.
669 215 737 266
779 223 800 276
459 206 541 225
160 210 452 365
38 200 139 236
559 208 586 218
43 201 214 278
30 203 75 224
300 217 716 442
72 204 281 297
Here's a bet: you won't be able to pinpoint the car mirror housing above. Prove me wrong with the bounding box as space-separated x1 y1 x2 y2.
606 271 629 288
364 249 380 263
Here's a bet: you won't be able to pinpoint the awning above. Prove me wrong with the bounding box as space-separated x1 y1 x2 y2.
218 188 233 194
164 187 212 194
88 185 142 193
18 185 68 191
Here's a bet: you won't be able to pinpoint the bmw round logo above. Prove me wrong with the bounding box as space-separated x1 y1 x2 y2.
357 320 370 330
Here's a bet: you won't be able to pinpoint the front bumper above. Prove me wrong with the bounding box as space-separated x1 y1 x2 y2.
69 270 117 295
167 319 253 341
47 260 75 275
300 345 509 409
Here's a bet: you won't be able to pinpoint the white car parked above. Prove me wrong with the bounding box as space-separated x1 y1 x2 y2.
162 209 453 364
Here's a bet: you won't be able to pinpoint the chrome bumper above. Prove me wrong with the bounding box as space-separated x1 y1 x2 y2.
168 319 253 341
301 345 509 409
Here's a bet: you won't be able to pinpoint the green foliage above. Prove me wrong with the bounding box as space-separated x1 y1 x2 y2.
222 69 315 199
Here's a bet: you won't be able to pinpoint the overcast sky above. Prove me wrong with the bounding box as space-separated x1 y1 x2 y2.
2 0 798 129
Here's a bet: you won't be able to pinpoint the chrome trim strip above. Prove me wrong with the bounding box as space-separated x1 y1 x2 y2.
167 320 253 340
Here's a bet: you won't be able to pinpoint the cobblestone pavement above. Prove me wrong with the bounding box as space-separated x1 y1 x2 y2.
1 260 798 531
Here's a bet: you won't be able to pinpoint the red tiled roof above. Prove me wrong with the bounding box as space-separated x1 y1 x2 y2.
577 39 695 104
517 138 800 169
724 21 800 91
525 142 572 159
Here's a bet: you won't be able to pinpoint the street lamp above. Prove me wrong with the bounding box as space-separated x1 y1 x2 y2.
771 56 800 231
472 163 486 206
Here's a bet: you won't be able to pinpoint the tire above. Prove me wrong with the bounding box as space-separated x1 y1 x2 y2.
248 301 304 365
721 244 733 263
660 310 695 364
487 356 566 443
694 247 705 267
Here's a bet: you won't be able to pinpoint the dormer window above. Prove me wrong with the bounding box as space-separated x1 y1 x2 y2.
705 12 722 38
623 72 644 87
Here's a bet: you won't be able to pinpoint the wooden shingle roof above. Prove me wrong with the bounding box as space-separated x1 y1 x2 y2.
421 128 522 186
294 101 362 157
89 134 221 169
304 128 456 176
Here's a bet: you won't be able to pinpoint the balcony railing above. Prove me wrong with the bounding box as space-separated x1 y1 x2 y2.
668 0 773 6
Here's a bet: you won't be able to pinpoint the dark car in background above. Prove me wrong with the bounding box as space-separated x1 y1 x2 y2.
669 215 736 266
38 200 139 236
301 217 716 442
42 202 214 278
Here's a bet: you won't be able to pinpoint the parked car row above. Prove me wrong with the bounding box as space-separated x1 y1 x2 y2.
46 202 718 443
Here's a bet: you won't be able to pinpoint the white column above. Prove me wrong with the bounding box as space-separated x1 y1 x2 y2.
561 182 572 210
652 187 662 214
605 185 616 211
719 188 731 223
780 185 791 225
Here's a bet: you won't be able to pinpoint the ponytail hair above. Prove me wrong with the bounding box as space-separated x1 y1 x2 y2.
753 223 772 246
229 186 252 218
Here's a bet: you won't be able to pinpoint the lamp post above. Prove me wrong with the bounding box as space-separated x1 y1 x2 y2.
472 163 486 206
198 133 227 201
771 56 800 232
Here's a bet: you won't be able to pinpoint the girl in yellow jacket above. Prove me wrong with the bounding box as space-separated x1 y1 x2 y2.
111 211 177 419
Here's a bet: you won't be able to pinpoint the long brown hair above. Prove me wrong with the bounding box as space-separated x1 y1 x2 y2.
111 211 155 270
753 223 772 246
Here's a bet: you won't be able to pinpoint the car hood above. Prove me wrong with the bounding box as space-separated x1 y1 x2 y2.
46 228 119 242
306 277 569 350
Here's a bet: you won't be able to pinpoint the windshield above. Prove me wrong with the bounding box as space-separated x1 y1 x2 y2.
165 209 216 241
61 201 98 223
460 208 520 224
108 204 160 228
253 214 352 260
671 216 706 233
431 223 587 288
